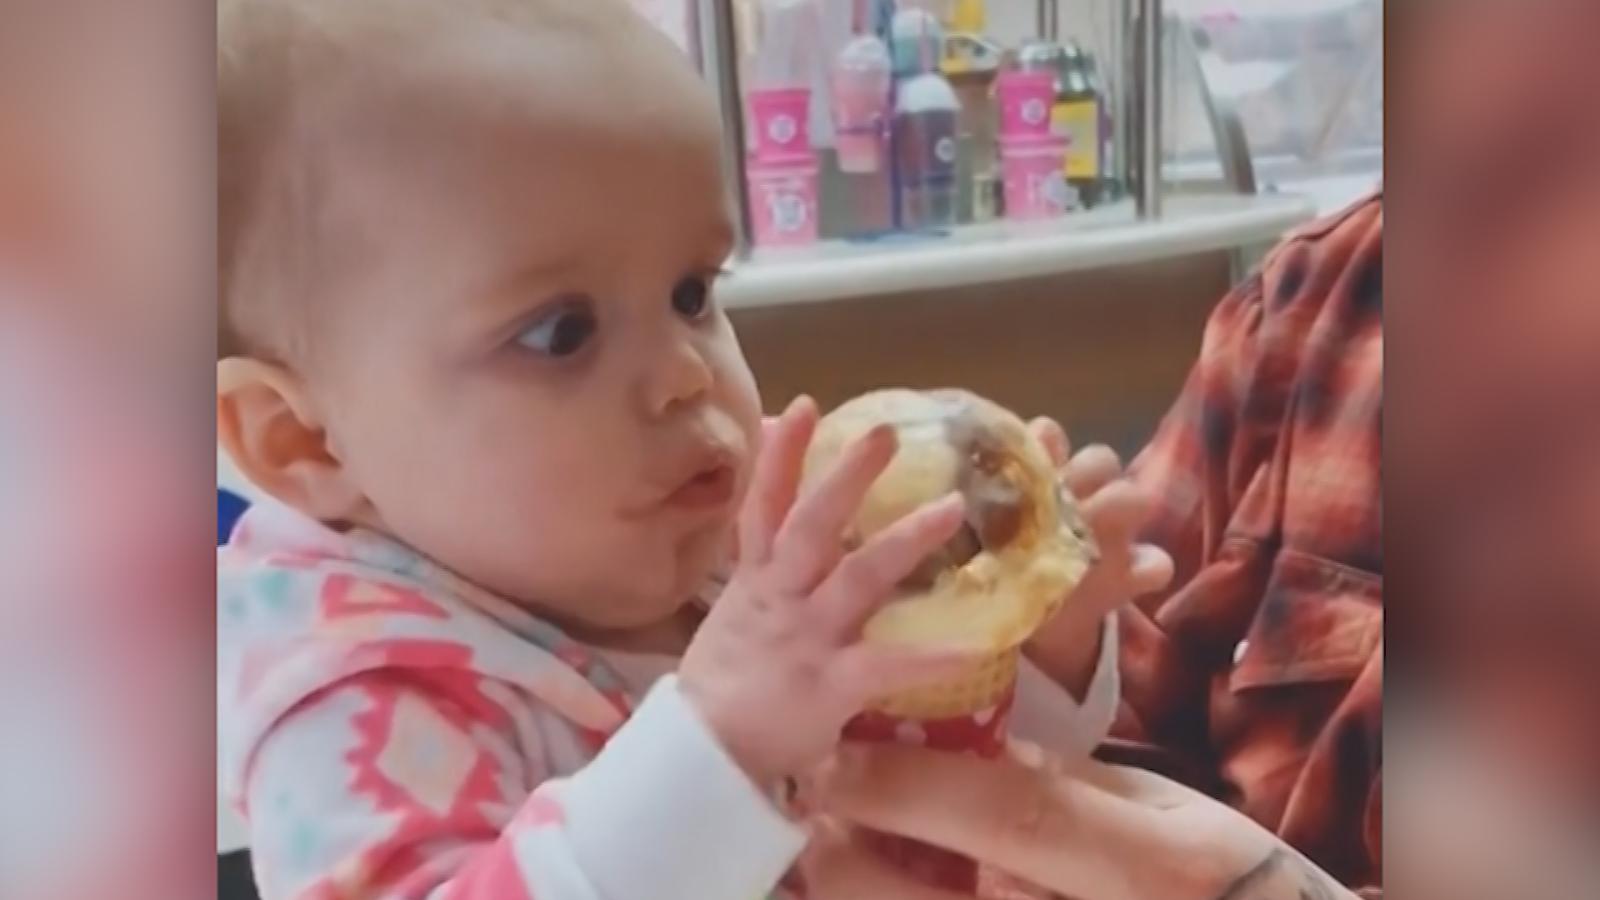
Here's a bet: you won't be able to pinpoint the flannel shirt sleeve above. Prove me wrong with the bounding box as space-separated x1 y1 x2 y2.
1112 196 1384 895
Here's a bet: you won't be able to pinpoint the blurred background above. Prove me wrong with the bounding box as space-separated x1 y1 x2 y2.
2 2 213 898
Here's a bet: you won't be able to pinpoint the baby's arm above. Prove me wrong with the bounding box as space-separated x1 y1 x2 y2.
1010 615 1120 759
244 669 803 900
1012 417 1173 760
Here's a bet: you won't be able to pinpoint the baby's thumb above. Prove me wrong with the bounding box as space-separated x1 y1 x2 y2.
1129 544 1175 597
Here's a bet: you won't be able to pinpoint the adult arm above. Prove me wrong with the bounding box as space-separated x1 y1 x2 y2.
812 743 1362 900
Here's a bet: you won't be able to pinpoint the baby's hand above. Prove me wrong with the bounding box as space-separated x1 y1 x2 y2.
679 396 980 787
1023 418 1174 696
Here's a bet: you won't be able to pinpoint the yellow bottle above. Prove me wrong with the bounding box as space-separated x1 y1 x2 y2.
939 0 990 76
950 0 985 33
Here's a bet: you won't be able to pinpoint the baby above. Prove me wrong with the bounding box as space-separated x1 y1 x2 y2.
216 1 1122 898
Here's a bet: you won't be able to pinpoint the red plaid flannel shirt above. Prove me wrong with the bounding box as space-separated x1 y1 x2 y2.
1115 194 1383 894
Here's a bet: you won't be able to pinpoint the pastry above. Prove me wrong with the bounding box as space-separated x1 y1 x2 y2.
802 388 1098 895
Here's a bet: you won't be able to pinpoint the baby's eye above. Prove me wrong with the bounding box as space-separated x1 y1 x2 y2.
671 275 713 321
516 302 597 357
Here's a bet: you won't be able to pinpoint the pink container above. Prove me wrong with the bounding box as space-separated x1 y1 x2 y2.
1000 136 1072 220
747 153 819 246
834 120 886 174
996 70 1056 140
748 87 813 161
830 34 893 174
830 74 891 173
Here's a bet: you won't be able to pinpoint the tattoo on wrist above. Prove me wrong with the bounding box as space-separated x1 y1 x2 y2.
1214 847 1343 900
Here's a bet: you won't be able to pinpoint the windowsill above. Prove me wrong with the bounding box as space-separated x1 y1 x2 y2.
721 192 1314 309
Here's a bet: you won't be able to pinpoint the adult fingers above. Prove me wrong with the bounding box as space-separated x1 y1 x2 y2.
801 822 970 900
770 424 898 591
737 396 818 563
815 743 1162 900
811 493 965 637
1077 759 1211 808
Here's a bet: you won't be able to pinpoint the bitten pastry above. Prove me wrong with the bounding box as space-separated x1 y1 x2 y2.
803 387 1097 719
803 388 1099 897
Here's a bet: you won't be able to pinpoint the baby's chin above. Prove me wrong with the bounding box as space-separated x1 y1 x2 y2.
564 538 726 629
659 514 733 590
470 520 732 644
633 546 725 619
550 574 708 654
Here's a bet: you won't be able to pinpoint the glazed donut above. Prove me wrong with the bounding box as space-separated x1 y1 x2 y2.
803 388 1098 658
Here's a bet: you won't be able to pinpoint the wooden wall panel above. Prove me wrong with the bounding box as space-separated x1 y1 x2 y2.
730 251 1235 457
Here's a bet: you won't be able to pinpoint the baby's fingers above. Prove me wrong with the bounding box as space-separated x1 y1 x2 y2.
1061 444 1123 500
770 425 899 591
739 396 818 563
1029 416 1071 468
1078 479 1155 558
1128 543 1175 596
812 493 965 637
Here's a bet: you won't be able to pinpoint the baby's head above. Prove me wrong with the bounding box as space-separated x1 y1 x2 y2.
217 0 762 635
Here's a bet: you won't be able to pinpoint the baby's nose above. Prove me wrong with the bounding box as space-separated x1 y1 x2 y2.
640 336 715 416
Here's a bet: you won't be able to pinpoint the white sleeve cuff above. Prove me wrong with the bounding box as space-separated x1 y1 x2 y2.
561 674 807 900
1011 615 1121 759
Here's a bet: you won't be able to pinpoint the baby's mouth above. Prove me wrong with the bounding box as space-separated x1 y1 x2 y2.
663 463 737 511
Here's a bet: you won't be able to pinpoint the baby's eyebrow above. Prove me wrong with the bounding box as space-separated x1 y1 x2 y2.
447 254 589 343
477 254 586 304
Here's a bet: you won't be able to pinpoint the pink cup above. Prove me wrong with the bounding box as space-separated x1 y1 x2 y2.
749 88 813 161
996 70 1056 140
833 121 886 174
747 154 820 246
830 73 891 173
1000 136 1072 220
831 36 893 174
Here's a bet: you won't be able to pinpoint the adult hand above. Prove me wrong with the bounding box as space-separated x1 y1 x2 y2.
1024 418 1174 696
797 818 975 900
810 742 1360 900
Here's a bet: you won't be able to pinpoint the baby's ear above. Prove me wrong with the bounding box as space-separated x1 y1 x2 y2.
217 357 367 523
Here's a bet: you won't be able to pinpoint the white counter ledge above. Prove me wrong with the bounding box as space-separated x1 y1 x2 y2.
720 192 1316 310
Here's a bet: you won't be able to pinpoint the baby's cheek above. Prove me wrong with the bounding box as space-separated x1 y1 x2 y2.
681 514 737 580
708 333 763 422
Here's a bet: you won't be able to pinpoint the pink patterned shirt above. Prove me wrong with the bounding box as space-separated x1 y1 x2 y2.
218 499 1119 899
